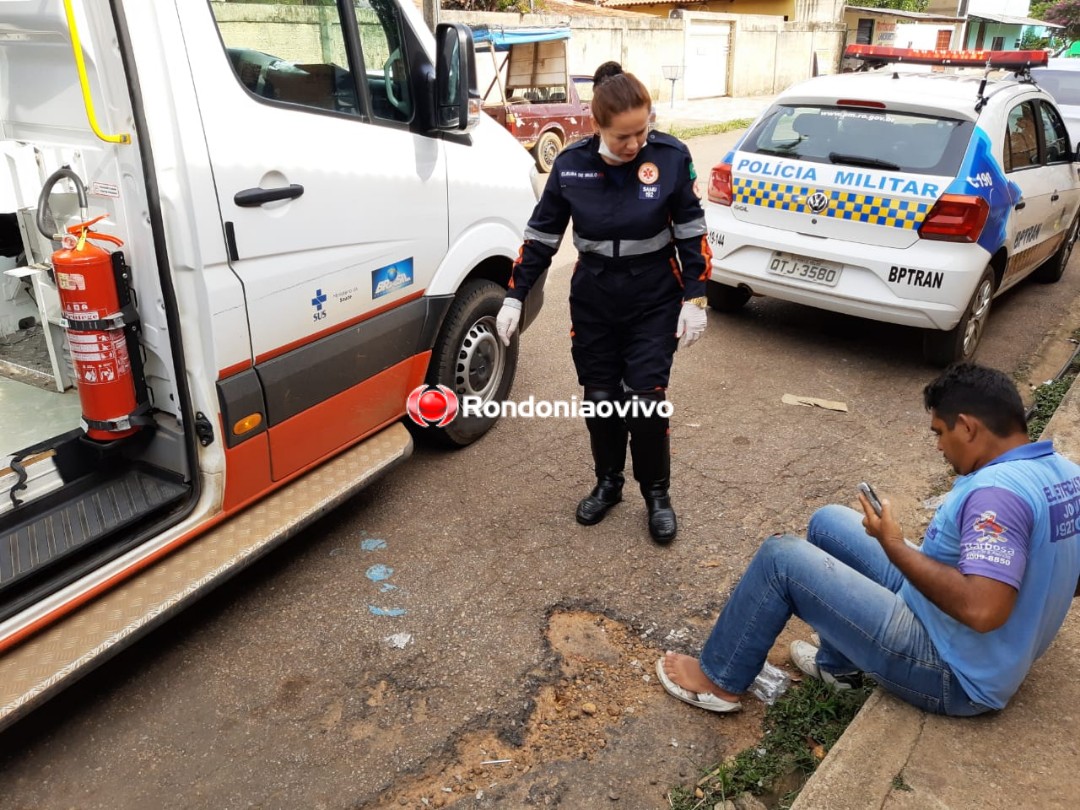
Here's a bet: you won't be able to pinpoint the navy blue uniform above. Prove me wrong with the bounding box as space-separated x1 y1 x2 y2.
508 131 711 390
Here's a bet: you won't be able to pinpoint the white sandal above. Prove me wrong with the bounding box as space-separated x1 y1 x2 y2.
655 658 741 713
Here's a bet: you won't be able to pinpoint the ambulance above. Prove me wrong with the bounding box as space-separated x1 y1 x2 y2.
0 0 543 728
705 46 1080 365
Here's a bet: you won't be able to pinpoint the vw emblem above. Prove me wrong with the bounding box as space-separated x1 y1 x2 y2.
806 192 829 213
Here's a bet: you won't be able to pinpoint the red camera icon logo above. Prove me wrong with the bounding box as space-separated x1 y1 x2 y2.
406 384 459 427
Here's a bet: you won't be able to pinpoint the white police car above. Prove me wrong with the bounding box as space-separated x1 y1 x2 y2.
705 45 1080 364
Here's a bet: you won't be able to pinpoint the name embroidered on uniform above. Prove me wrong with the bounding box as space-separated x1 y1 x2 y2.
561 169 604 182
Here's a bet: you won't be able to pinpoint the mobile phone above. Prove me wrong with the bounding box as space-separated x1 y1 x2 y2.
858 482 883 517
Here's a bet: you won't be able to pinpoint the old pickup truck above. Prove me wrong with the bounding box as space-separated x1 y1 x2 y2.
474 27 593 172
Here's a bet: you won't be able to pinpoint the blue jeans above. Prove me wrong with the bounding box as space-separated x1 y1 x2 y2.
698 505 993 716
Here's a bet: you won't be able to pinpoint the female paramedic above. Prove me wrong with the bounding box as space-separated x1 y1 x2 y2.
495 61 712 545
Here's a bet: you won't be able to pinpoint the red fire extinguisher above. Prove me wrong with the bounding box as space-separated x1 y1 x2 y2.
53 215 142 441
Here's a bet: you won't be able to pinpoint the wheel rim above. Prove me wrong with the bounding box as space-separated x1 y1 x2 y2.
962 276 993 358
454 315 504 403
541 137 559 169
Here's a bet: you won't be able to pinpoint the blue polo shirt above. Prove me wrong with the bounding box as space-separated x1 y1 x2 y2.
900 440 1080 709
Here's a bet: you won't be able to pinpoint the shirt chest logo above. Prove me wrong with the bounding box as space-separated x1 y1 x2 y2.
638 162 659 184
639 184 660 200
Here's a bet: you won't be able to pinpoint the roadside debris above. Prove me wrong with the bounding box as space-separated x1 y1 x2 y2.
781 394 849 413
384 632 413 649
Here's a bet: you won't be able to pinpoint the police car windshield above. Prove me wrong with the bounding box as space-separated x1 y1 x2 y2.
744 105 973 175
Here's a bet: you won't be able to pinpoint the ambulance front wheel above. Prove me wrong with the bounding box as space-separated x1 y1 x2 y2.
706 279 751 312
422 279 519 448
922 266 995 367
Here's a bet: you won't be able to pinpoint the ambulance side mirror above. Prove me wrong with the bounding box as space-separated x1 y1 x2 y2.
435 23 479 133
1074 140 1080 162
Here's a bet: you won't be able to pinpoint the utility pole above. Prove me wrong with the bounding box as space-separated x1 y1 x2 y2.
423 0 439 33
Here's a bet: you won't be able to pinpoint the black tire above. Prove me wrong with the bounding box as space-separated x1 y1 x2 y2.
421 280 518 448
922 266 995 366
1033 211 1080 284
706 279 751 312
533 131 563 173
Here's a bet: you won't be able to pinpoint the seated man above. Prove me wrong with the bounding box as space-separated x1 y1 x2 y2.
658 363 1080 716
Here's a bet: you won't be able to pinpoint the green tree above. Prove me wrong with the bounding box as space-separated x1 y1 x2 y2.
1031 0 1054 18
443 0 537 10
1044 0 1080 41
853 0 929 11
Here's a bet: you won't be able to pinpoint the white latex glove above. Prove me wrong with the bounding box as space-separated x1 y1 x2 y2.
496 298 523 347
675 301 707 348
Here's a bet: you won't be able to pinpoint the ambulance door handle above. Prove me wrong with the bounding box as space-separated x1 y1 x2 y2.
234 184 305 207
1014 200 1026 210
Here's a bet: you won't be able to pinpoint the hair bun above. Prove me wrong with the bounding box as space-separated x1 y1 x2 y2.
593 61 624 87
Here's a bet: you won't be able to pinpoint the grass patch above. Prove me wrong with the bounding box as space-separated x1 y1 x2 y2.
665 118 754 141
667 677 875 809
891 772 914 792
1028 373 1077 440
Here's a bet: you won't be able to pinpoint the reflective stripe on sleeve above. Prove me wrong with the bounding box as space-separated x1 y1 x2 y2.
524 227 563 249
672 217 707 239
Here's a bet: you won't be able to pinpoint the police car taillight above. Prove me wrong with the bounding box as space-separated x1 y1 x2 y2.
844 44 1048 69
918 195 990 243
709 163 733 206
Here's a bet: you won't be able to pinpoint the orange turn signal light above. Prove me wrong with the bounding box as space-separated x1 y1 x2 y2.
233 413 263 435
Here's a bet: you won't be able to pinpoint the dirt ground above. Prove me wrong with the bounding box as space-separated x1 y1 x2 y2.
380 611 815 808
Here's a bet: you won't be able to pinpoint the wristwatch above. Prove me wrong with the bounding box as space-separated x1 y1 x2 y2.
685 296 708 309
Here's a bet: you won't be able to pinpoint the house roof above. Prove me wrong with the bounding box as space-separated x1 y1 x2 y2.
546 0 657 16
968 12 1063 28
844 5 963 23
602 0 710 7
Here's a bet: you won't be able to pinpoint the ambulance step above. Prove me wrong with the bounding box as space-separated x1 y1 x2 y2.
0 422 412 731
0 467 189 595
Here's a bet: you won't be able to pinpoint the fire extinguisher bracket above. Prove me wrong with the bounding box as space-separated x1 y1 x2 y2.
80 401 155 434
60 313 127 331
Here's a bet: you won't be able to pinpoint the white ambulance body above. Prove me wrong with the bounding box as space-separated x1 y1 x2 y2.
0 0 542 728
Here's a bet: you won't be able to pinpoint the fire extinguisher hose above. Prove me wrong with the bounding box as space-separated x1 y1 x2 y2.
36 166 89 240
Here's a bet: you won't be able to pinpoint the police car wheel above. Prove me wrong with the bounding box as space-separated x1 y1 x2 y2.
1033 212 1080 284
706 280 751 312
421 279 518 448
534 131 563 174
922 267 995 367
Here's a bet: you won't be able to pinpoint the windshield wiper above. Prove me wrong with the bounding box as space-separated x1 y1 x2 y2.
827 152 900 170
756 146 803 158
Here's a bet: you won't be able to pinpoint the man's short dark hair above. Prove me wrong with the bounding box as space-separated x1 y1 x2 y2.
923 362 1027 438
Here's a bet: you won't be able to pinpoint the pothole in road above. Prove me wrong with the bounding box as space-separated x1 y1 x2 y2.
382 609 770 809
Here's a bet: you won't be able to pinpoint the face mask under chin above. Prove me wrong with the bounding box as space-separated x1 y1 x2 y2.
598 137 629 164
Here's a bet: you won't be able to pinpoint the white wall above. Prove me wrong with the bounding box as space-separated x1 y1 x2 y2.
967 0 1033 18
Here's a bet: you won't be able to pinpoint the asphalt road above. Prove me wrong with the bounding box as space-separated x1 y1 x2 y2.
3 131 1080 810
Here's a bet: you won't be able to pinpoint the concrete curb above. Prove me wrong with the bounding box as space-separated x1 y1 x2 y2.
793 374 1080 809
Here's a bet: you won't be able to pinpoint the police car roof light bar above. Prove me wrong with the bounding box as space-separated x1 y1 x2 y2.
843 45 1048 70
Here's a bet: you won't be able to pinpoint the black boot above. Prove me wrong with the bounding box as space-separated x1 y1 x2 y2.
576 389 628 526
628 394 677 544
